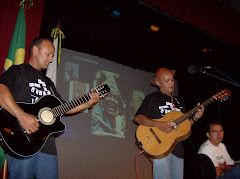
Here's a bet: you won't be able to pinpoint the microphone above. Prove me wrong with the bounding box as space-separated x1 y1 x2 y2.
187 65 211 74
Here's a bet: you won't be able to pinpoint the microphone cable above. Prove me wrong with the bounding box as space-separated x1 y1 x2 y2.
136 149 145 179
212 66 240 85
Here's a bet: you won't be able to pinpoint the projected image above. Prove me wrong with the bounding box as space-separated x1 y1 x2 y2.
129 90 145 120
69 81 90 113
91 70 126 138
65 62 79 82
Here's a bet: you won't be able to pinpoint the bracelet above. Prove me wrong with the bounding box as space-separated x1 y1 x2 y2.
192 116 198 122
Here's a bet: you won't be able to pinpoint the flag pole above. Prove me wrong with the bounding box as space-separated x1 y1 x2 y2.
24 0 27 15
51 22 65 66
46 22 65 86
24 0 34 14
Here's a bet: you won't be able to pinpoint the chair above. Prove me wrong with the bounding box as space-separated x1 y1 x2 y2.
191 154 216 179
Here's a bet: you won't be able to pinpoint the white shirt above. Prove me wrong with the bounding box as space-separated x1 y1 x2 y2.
198 139 234 167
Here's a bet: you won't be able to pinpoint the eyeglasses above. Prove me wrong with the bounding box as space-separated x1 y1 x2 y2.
210 130 224 134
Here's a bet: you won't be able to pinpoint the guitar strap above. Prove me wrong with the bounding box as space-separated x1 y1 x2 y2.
49 86 55 96
42 74 56 97
171 96 176 110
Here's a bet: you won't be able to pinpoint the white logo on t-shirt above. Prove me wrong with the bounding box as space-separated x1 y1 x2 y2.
29 79 51 103
159 102 181 116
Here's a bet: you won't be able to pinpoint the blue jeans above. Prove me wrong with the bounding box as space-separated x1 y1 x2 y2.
217 164 240 179
151 153 184 179
7 152 58 179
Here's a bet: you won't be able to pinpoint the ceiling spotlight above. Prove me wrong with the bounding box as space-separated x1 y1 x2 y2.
147 24 160 32
202 46 212 54
107 8 120 18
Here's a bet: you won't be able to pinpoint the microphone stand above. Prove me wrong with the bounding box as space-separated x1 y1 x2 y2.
202 70 240 88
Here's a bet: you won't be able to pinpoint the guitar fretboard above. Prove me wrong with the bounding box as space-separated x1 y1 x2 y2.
51 93 91 117
174 96 216 125
47 84 109 118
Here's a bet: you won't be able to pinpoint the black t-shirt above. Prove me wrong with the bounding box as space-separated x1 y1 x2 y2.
0 63 63 156
135 90 186 158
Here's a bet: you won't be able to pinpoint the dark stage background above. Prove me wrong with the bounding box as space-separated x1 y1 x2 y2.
0 0 239 178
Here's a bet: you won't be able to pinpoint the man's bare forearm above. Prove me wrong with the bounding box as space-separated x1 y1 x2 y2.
0 84 25 118
134 114 156 127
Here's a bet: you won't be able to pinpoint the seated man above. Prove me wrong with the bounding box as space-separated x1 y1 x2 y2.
198 120 240 178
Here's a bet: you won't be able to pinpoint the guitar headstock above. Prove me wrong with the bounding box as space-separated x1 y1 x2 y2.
213 89 231 101
95 84 110 99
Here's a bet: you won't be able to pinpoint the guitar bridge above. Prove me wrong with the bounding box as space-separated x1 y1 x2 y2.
24 133 33 143
21 127 33 142
138 136 152 147
149 128 162 144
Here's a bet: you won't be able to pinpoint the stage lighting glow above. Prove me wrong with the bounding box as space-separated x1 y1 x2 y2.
109 9 120 17
148 24 159 32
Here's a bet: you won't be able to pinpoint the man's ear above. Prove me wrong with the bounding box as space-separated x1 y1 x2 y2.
206 132 210 138
155 78 160 86
32 46 39 55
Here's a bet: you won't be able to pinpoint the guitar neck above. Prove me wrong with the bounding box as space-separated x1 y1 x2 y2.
51 93 91 117
48 84 110 118
174 96 216 125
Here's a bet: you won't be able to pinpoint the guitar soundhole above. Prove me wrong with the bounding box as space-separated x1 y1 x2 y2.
38 107 55 125
170 121 177 130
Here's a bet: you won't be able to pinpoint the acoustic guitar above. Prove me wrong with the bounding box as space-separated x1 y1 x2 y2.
136 89 231 159
0 84 110 157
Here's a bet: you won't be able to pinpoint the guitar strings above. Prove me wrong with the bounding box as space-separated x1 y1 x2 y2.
174 96 216 125
51 93 91 117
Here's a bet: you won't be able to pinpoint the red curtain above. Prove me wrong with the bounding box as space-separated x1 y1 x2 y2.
0 0 45 73
143 0 240 48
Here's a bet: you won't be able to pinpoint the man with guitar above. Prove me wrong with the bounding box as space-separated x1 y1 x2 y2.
134 68 204 179
0 37 100 179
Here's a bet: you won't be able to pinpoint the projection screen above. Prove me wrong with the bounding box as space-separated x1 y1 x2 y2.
56 48 178 178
